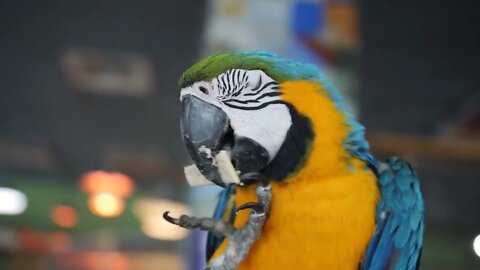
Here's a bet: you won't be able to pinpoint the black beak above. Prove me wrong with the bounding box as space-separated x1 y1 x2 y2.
181 94 270 186
181 95 229 186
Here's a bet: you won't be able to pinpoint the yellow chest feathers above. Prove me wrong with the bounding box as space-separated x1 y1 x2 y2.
235 166 379 270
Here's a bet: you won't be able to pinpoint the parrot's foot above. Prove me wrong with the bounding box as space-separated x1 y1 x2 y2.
163 212 236 236
208 183 272 270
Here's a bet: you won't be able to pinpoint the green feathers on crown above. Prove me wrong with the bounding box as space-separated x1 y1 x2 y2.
179 51 321 88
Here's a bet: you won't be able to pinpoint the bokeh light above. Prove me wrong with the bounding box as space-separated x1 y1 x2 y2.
140 215 188 241
51 204 79 228
88 193 124 218
474 235 480 258
0 187 28 215
80 171 135 198
134 198 190 240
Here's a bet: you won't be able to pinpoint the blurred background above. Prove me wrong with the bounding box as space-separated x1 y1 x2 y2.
0 0 479 269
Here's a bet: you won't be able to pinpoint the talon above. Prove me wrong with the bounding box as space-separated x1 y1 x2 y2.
236 202 264 214
163 211 180 225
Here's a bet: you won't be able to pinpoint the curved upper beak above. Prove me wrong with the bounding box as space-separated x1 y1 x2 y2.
181 95 229 186
181 94 270 186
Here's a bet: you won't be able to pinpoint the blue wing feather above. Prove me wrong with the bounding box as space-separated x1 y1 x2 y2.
363 157 424 270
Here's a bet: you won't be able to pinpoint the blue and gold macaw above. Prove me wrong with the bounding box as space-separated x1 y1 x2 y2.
166 51 424 270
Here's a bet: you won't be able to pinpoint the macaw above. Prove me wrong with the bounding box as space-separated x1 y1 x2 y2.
164 51 424 270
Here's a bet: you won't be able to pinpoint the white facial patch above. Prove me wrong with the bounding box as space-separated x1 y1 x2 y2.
223 103 291 161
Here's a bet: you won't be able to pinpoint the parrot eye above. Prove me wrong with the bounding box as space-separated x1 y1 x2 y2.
199 86 209 94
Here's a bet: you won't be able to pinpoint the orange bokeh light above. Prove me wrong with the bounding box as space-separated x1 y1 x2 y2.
51 205 79 228
80 171 134 198
88 193 124 218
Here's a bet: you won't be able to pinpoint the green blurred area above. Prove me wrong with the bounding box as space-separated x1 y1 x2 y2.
0 173 141 232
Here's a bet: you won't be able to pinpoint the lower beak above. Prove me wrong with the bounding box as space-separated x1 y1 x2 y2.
181 95 229 186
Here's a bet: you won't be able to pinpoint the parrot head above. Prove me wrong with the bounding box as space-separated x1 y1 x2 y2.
179 51 369 186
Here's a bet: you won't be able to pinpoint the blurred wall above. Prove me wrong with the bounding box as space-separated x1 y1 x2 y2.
0 1 206 179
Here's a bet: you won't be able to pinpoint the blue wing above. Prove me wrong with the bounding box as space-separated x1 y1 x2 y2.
206 184 236 261
363 157 424 270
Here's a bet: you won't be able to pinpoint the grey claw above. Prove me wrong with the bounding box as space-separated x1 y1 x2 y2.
236 202 264 214
163 211 180 225
163 211 236 235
